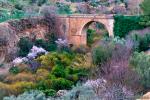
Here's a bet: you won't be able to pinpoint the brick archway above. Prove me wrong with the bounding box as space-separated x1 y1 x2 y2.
60 14 114 45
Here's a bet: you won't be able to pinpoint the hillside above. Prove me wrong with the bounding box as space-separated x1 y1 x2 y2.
0 0 150 100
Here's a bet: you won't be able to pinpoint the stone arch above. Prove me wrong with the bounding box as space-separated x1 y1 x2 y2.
81 20 109 35
80 20 110 45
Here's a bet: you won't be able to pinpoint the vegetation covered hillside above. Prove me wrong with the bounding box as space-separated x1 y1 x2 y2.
0 0 150 100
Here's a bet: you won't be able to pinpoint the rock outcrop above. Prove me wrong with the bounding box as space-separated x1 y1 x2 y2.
0 18 48 64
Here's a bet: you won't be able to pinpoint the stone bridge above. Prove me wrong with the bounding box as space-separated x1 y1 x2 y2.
59 14 114 45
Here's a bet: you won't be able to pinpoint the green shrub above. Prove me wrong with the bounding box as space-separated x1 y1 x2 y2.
46 33 57 51
51 65 66 78
140 0 150 26
130 52 150 88
114 15 145 37
36 79 51 91
9 66 20 75
129 33 150 51
43 89 56 96
18 37 33 57
0 64 4 68
35 39 48 49
92 45 112 65
51 78 73 91
87 29 97 46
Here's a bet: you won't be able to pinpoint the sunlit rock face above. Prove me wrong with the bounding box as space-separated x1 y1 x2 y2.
0 23 18 64
0 18 48 64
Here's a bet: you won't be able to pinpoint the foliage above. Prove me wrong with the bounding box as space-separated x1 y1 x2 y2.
56 2 72 14
140 0 150 15
4 72 35 84
140 15 150 26
34 39 48 50
140 0 150 26
3 90 46 100
0 81 35 96
130 52 150 88
18 37 33 57
35 35 57 52
114 15 145 37
9 66 20 75
62 85 96 100
27 60 41 72
43 89 56 96
87 29 97 46
35 69 49 81
73 45 88 54
35 50 89 97
37 52 73 69
128 33 150 51
51 78 73 91
51 65 66 78
92 43 113 65
18 33 57 57
0 63 4 68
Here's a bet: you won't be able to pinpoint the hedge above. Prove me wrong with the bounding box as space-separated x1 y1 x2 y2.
114 15 146 38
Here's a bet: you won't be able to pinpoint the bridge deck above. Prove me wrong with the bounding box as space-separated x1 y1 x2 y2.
58 14 114 19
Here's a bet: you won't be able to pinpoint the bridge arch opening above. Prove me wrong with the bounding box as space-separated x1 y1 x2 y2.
81 21 109 46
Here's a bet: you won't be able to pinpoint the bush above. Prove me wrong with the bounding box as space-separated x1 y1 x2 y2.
4 72 35 84
128 33 150 51
3 90 46 100
51 65 66 78
34 39 48 50
0 81 35 96
43 89 56 96
114 15 145 37
9 66 20 75
51 78 73 91
130 52 150 88
18 37 33 57
35 69 49 81
87 29 97 46
92 44 112 65
37 52 73 69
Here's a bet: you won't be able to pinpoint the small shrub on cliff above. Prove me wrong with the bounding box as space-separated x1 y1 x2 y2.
9 66 20 75
18 37 33 57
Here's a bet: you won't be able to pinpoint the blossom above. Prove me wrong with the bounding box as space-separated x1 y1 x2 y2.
12 57 23 65
13 46 47 65
84 78 107 88
27 46 48 59
55 38 69 47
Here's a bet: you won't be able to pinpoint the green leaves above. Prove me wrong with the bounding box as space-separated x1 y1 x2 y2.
9 66 20 74
130 52 150 88
114 15 145 37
